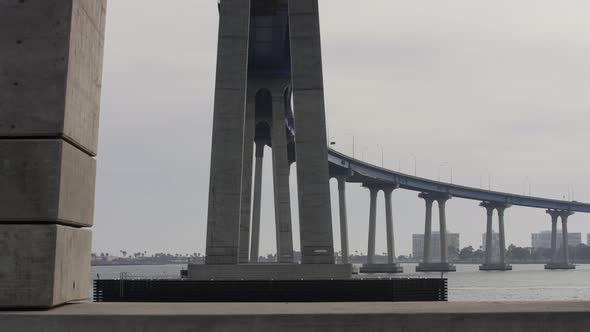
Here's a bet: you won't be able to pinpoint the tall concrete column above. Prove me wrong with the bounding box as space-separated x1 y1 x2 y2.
547 210 559 263
336 177 350 264
416 193 455 272
561 213 571 264
383 187 397 264
437 198 449 264
366 186 379 265
480 203 495 265
205 0 251 265
289 0 335 264
249 142 265 263
271 88 294 263
498 207 507 265
419 193 434 264
238 92 256 264
480 202 512 271
0 0 106 308
545 210 574 270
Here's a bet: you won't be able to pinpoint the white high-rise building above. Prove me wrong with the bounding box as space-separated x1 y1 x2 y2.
531 231 581 249
412 231 460 262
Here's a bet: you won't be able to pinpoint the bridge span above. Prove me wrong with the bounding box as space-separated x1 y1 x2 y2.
327 148 586 272
328 148 590 213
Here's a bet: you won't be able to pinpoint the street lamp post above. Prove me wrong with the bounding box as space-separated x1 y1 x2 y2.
361 146 368 161
438 162 453 184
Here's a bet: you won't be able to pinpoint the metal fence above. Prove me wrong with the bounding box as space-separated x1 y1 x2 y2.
94 278 447 302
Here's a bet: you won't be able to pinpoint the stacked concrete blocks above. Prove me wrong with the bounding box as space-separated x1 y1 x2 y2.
0 0 107 308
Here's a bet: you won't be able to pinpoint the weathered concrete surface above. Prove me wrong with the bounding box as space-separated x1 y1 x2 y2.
205 0 251 265
0 224 91 309
0 139 96 226
289 0 335 264
188 263 352 280
2 302 590 331
271 87 294 264
0 0 107 155
238 90 256 264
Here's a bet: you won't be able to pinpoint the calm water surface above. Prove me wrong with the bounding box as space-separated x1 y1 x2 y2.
91 263 590 302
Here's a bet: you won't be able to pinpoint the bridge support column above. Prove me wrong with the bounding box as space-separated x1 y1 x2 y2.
498 206 508 266
479 202 512 271
205 0 251 265
437 197 449 264
483 204 494 265
360 185 403 274
271 89 294 263
550 211 559 262
417 193 455 272
0 0 107 308
289 0 335 265
238 91 256 264
365 186 379 265
336 177 350 264
384 187 397 264
421 194 434 264
249 142 265 263
545 210 575 270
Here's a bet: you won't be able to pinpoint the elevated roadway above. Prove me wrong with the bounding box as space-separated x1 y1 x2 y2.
328 148 590 213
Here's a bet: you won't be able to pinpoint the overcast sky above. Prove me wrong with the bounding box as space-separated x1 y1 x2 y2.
93 0 590 257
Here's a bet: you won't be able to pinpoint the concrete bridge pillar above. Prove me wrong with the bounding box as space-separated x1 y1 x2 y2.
479 202 511 271
249 141 265 263
561 212 572 265
270 87 294 264
365 186 380 265
482 204 495 265
545 210 575 270
419 193 435 264
0 0 107 308
336 177 350 264
437 197 450 264
238 90 256 264
416 193 455 272
359 184 403 274
383 187 397 264
547 210 560 263
289 0 335 265
497 206 507 265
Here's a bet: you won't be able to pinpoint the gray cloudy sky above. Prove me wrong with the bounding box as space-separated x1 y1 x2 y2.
93 0 590 257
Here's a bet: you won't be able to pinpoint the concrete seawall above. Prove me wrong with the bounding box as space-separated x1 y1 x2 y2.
1 302 589 331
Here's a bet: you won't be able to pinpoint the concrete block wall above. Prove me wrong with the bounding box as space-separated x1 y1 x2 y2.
0 0 106 309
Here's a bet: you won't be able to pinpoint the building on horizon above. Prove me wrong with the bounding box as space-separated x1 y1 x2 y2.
412 231 460 262
482 231 501 259
531 231 581 249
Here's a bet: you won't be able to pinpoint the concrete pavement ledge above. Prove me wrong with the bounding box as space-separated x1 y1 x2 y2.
1 302 590 331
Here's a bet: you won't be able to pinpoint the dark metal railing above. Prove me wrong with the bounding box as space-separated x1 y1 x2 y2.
94 278 447 303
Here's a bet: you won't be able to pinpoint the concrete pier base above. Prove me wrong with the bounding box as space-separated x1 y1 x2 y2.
0 225 91 308
416 263 456 272
544 263 576 270
479 264 513 271
2 302 590 332
359 264 403 274
188 264 352 280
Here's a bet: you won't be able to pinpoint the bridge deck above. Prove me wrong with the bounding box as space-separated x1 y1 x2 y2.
328 149 590 213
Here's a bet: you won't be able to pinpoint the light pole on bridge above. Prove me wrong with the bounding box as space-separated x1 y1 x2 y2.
398 153 417 176
438 162 453 184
